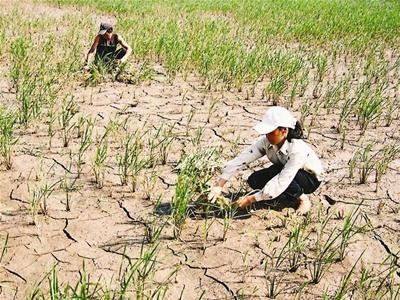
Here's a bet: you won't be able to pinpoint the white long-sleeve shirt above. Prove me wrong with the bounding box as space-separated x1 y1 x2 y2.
220 136 324 201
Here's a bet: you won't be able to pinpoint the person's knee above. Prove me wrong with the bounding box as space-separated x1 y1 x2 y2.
284 184 304 200
247 172 265 190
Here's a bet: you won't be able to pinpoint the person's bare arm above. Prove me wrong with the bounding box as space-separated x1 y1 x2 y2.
84 35 100 66
117 35 132 63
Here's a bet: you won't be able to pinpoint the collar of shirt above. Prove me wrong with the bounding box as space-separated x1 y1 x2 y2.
268 140 289 155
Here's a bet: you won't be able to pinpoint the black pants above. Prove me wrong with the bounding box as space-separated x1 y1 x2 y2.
95 48 127 64
247 164 320 202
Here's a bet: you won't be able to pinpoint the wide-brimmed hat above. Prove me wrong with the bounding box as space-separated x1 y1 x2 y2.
253 106 297 134
98 22 113 35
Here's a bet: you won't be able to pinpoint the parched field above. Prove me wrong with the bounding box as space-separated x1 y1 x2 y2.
0 0 400 299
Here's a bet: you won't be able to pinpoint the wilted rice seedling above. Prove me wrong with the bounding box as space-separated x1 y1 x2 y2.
118 242 170 299
172 147 221 238
265 271 284 299
356 82 386 133
29 180 58 222
144 217 165 244
276 220 309 272
157 123 176 165
375 144 400 191
348 143 378 184
337 97 355 135
206 96 219 123
337 206 362 261
308 213 339 284
266 75 286 105
142 167 158 200
59 96 79 147
307 233 338 284
76 117 94 177
221 200 238 242
116 129 147 190
9 36 32 91
93 138 108 189
332 252 364 299
46 100 57 149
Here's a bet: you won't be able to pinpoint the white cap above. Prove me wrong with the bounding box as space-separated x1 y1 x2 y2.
253 106 297 134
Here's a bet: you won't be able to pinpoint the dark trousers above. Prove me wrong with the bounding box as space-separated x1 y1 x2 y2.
95 48 127 63
247 164 320 201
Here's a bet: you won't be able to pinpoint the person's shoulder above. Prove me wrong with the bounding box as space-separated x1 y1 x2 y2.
114 33 121 41
288 139 310 152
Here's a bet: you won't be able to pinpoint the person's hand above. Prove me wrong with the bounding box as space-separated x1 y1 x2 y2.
208 186 223 203
235 195 256 209
208 178 228 203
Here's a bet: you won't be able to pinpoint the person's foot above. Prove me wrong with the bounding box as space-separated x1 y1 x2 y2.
297 194 311 215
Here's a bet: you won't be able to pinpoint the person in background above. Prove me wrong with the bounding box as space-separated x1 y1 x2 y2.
208 106 324 215
84 22 132 69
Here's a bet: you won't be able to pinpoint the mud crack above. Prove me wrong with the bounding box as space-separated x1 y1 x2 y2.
166 245 235 298
372 232 400 277
1 266 26 283
63 219 78 242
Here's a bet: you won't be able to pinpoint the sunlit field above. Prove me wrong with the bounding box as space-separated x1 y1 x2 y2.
0 0 399 298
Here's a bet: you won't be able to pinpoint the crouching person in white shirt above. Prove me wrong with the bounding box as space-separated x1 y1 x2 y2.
208 106 324 215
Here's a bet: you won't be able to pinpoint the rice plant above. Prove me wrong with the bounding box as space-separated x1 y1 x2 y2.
93 138 108 189
172 147 221 238
348 143 378 184
59 96 79 147
47 100 57 149
276 220 309 272
308 234 338 284
375 144 400 190
332 252 364 299
142 167 158 200
337 97 355 135
337 206 362 261
308 214 339 284
116 130 147 190
356 82 386 133
29 180 58 222
157 124 175 165
118 242 167 299
0 109 16 170
265 271 284 299
143 217 165 244
76 117 94 177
